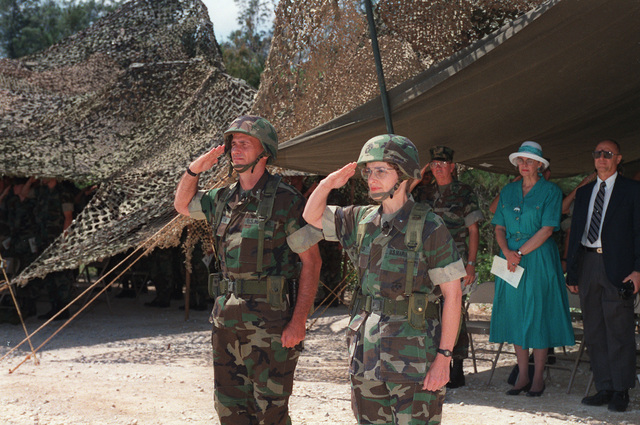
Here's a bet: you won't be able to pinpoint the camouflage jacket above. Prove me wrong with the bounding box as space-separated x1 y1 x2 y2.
322 198 466 383
413 178 483 260
36 184 74 246
189 171 309 329
6 191 39 255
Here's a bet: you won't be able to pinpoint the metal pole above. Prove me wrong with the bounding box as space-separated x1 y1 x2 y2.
364 0 394 134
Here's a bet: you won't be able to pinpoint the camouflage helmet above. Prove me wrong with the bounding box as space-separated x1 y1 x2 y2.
357 134 421 180
223 115 278 164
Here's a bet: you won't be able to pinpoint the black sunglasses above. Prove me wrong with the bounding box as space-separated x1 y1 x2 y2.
592 150 618 159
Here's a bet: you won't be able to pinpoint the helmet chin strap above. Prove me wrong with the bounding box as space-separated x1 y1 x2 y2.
228 151 267 177
369 181 401 203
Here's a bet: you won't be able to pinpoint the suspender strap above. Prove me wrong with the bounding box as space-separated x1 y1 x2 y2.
355 206 378 281
212 183 236 272
403 202 430 296
256 175 281 274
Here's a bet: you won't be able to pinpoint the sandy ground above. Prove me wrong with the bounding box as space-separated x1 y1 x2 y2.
1 290 638 425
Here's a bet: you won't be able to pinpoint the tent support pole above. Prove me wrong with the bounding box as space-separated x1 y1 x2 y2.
364 0 394 134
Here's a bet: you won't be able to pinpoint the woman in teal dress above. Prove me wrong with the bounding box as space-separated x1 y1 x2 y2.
490 141 574 397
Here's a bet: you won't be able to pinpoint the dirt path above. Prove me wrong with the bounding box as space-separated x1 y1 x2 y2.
0 295 638 424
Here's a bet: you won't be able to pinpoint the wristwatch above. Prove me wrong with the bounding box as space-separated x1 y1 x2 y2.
467 260 475 266
517 250 523 256
436 348 452 357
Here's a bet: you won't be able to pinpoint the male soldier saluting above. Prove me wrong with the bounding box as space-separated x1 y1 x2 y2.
174 116 321 425
411 146 484 388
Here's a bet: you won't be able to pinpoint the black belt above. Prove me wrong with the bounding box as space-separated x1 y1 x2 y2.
582 245 603 254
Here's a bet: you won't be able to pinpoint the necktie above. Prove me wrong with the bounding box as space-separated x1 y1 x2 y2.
587 181 606 244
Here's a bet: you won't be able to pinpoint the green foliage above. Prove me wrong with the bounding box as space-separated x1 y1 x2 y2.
458 167 588 283
220 0 275 88
458 167 511 282
0 0 122 58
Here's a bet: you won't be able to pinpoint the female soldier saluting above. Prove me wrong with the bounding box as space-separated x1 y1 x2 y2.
303 134 466 425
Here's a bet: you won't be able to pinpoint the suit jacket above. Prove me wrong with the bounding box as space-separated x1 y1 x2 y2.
566 175 640 287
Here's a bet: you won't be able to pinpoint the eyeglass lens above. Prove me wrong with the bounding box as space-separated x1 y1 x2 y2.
592 150 615 159
361 167 393 180
516 158 535 165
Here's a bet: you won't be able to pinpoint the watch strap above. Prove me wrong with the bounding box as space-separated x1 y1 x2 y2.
436 348 452 357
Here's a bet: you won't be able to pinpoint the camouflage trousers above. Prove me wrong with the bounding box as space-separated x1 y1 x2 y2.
351 375 446 425
211 324 300 425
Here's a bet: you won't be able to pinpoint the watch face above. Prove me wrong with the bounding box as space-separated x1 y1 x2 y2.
438 348 452 357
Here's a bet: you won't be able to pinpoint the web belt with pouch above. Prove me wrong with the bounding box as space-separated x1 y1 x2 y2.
352 292 439 330
208 273 288 310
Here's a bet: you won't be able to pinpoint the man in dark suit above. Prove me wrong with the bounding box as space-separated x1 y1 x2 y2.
566 139 640 412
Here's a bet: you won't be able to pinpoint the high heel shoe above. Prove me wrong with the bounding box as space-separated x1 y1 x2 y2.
526 384 546 397
506 382 531 395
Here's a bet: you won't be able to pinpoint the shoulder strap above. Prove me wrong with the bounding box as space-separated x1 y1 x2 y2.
356 206 378 255
213 183 237 231
404 202 431 296
211 183 237 272
256 174 282 274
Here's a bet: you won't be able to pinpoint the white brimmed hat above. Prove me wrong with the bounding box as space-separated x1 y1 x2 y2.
509 141 549 170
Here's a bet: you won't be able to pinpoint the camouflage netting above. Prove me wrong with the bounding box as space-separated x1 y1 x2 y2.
2 0 256 285
251 0 546 141
2 0 547 285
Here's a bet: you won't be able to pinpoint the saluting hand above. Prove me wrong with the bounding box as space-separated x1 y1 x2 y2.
189 145 225 174
321 162 357 190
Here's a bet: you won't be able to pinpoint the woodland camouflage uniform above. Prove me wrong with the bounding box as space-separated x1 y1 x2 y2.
187 116 316 425
37 181 75 318
321 135 466 425
413 146 484 362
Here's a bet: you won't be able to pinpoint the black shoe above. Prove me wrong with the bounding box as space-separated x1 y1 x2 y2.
447 359 466 388
526 384 545 397
506 382 531 395
608 390 629 412
582 390 613 406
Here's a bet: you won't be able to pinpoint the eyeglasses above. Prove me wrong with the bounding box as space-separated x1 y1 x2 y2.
429 161 449 169
515 158 536 166
361 167 396 180
592 150 619 159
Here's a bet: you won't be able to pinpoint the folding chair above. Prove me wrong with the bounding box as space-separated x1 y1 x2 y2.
465 281 506 385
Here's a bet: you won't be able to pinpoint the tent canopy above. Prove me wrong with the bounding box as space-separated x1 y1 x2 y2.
276 0 640 178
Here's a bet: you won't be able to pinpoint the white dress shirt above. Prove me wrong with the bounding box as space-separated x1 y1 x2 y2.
581 172 617 248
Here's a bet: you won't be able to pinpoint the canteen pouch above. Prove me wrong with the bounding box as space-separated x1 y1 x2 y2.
267 276 287 310
408 293 428 330
208 273 222 298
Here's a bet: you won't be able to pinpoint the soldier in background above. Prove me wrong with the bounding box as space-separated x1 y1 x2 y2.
36 178 74 321
304 135 465 425
174 115 321 424
1 178 40 322
411 146 484 388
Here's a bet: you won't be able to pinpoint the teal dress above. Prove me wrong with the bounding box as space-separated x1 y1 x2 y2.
489 178 574 349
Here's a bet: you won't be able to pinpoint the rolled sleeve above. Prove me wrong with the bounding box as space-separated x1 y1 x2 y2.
321 206 340 242
287 224 324 254
464 209 484 228
428 258 467 286
187 191 207 220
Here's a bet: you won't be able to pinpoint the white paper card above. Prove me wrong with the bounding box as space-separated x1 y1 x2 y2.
490 255 524 288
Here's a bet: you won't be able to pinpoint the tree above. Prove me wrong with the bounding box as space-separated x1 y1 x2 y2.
220 0 275 88
0 0 122 59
